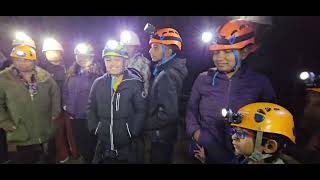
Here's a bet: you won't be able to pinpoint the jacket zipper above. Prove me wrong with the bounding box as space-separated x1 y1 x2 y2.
110 91 115 151
116 93 120 111
226 79 232 108
108 76 142 151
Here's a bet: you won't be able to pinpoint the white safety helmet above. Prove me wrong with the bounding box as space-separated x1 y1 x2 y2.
42 38 64 52
120 30 141 46
12 32 36 49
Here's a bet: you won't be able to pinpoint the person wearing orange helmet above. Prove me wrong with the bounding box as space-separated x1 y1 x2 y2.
186 19 276 163
144 23 188 163
0 45 61 163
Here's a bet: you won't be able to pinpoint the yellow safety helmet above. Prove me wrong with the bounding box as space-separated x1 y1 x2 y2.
307 88 320 93
10 45 37 61
231 102 296 144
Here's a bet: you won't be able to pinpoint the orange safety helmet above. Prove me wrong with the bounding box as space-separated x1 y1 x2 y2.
149 28 182 50
231 102 296 144
209 19 256 51
10 45 37 61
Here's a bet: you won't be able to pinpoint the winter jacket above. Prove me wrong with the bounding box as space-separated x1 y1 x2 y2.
0 65 61 146
87 70 147 159
63 63 102 119
186 62 276 163
127 52 151 95
145 57 188 144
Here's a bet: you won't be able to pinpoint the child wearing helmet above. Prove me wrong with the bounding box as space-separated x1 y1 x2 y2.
195 103 298 164
144 24 188 163
63 42 103 163
88 42 146 164
186 19 276 163
227 103 298 164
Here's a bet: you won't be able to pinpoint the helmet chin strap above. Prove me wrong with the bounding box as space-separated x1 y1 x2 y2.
240 131 268 164
229 35 241 72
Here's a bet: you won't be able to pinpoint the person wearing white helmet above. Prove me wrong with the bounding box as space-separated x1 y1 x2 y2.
121 30 151 96
40 38 66 90
40 38 81 164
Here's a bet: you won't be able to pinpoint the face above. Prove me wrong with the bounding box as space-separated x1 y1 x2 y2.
104 56 127 75
12 58 35 72
230 127 256 156
149 43 164 62
75 54 94 68
45 51 62 65
212 49 238 73
124 45 138 57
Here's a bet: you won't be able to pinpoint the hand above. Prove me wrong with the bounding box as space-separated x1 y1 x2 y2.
194 143 206 164
4 126 16 132
193 129 201 142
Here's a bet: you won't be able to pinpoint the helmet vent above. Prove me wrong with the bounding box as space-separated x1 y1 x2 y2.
231 30 238 36
257 109 266 115
265 108 271 112
239 24 247 30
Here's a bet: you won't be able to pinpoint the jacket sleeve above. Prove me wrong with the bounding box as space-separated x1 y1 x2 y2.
146 73 179 130
186 74 202 138
50 78 61 119
87 79 99 133
261 76 277 103
0 86 14 130
130 81 147 137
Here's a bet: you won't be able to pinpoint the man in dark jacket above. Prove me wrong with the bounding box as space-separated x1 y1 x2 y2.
186 19 276 164
39 38 80 163
88 42 146 164
144 26 188 163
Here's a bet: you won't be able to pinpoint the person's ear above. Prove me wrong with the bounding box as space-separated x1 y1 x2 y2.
165 46 173 57
239 45 253 60
263 139 278 154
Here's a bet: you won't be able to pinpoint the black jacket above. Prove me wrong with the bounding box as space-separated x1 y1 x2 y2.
146 57 188 144
87 70 147 153
38 60 66 96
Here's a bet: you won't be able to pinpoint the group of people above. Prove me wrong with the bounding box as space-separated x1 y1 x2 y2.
0 18 318 164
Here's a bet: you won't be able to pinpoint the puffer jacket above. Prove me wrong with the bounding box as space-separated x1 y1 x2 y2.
87 70 147 159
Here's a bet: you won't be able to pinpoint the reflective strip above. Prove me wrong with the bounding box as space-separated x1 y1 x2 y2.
126 123 132 138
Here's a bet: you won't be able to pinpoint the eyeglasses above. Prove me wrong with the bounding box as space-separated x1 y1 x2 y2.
230 128 255 139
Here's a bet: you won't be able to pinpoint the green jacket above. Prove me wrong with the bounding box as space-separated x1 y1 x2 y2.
0 65 61 146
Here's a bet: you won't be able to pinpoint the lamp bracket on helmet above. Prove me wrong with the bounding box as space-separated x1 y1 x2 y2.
221 108 243 124
144 23 156 35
